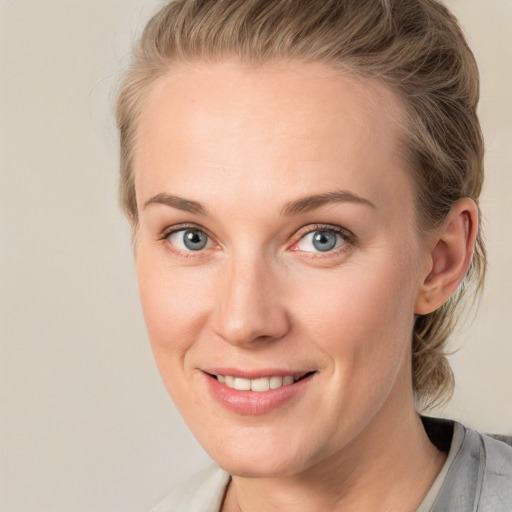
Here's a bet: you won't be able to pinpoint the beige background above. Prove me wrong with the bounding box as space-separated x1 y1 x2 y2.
0 0 510 510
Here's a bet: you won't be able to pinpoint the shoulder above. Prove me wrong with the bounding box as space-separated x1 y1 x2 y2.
434 421 512 511
150 465 230 512
478 431 512 510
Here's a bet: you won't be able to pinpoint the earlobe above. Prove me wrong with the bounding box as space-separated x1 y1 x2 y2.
414 198 478 316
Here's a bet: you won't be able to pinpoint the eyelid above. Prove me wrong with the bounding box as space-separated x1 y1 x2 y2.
289 223 356 254
158 222 355 256
160 222 211 240
159 223 218 256
293 223 355 243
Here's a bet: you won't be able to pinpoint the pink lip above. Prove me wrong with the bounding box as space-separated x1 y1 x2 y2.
202 370 316 415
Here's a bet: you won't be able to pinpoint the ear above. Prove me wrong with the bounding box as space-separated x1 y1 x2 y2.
414 198 478 315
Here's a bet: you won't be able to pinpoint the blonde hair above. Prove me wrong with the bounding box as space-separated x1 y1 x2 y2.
115 0 486 408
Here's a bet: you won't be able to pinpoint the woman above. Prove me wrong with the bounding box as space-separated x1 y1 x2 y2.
115 0 512 510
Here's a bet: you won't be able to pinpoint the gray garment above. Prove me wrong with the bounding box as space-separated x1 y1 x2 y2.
426 419 512 511
151 419 512 512
416 419 465 511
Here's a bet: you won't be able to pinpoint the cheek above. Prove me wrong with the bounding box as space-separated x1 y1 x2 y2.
135 253 213 386
299 259 414 332
293 251 418 381
286 255 419 446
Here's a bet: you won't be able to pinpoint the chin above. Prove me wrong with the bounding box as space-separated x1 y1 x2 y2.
217 451 309 479
198 427 320 478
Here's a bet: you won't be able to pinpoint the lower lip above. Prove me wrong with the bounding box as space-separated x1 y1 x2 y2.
203 372 315 415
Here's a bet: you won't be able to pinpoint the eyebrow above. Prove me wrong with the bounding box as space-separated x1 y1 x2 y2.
281 190 376 216
143 193 208 215
143 189 375 217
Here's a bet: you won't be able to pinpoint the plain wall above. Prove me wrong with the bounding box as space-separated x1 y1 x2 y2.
0 0 510 510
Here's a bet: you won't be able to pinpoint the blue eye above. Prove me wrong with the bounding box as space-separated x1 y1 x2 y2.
296 229 346 253
168 229 210 251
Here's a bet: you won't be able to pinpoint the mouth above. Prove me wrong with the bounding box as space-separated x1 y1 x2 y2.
210 372 316 392
202 369 318 415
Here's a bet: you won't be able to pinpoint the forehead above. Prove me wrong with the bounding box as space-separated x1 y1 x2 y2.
134 60 412 214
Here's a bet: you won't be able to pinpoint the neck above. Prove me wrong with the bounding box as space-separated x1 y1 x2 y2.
223 383 446 512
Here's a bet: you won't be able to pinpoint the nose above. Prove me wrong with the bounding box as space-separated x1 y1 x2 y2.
211 255 290 348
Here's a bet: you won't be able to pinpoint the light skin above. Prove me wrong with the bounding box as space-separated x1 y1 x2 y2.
133 60 477 511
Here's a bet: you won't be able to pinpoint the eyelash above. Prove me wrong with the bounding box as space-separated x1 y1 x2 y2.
159 223 355 258
290 223 355 257
159 223 216 259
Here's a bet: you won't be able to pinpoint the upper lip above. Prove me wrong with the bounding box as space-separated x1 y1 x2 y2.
201 368 317 380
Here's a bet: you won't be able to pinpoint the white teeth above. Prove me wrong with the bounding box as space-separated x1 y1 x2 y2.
269 376 283 389
251 378 270 392
233 377 251 391
217 374 299 392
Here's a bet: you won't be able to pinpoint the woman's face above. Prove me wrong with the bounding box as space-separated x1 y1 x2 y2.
134 60 430 477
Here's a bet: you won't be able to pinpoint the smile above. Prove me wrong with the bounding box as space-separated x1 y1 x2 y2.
216 374 306 392
203 370 317 415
